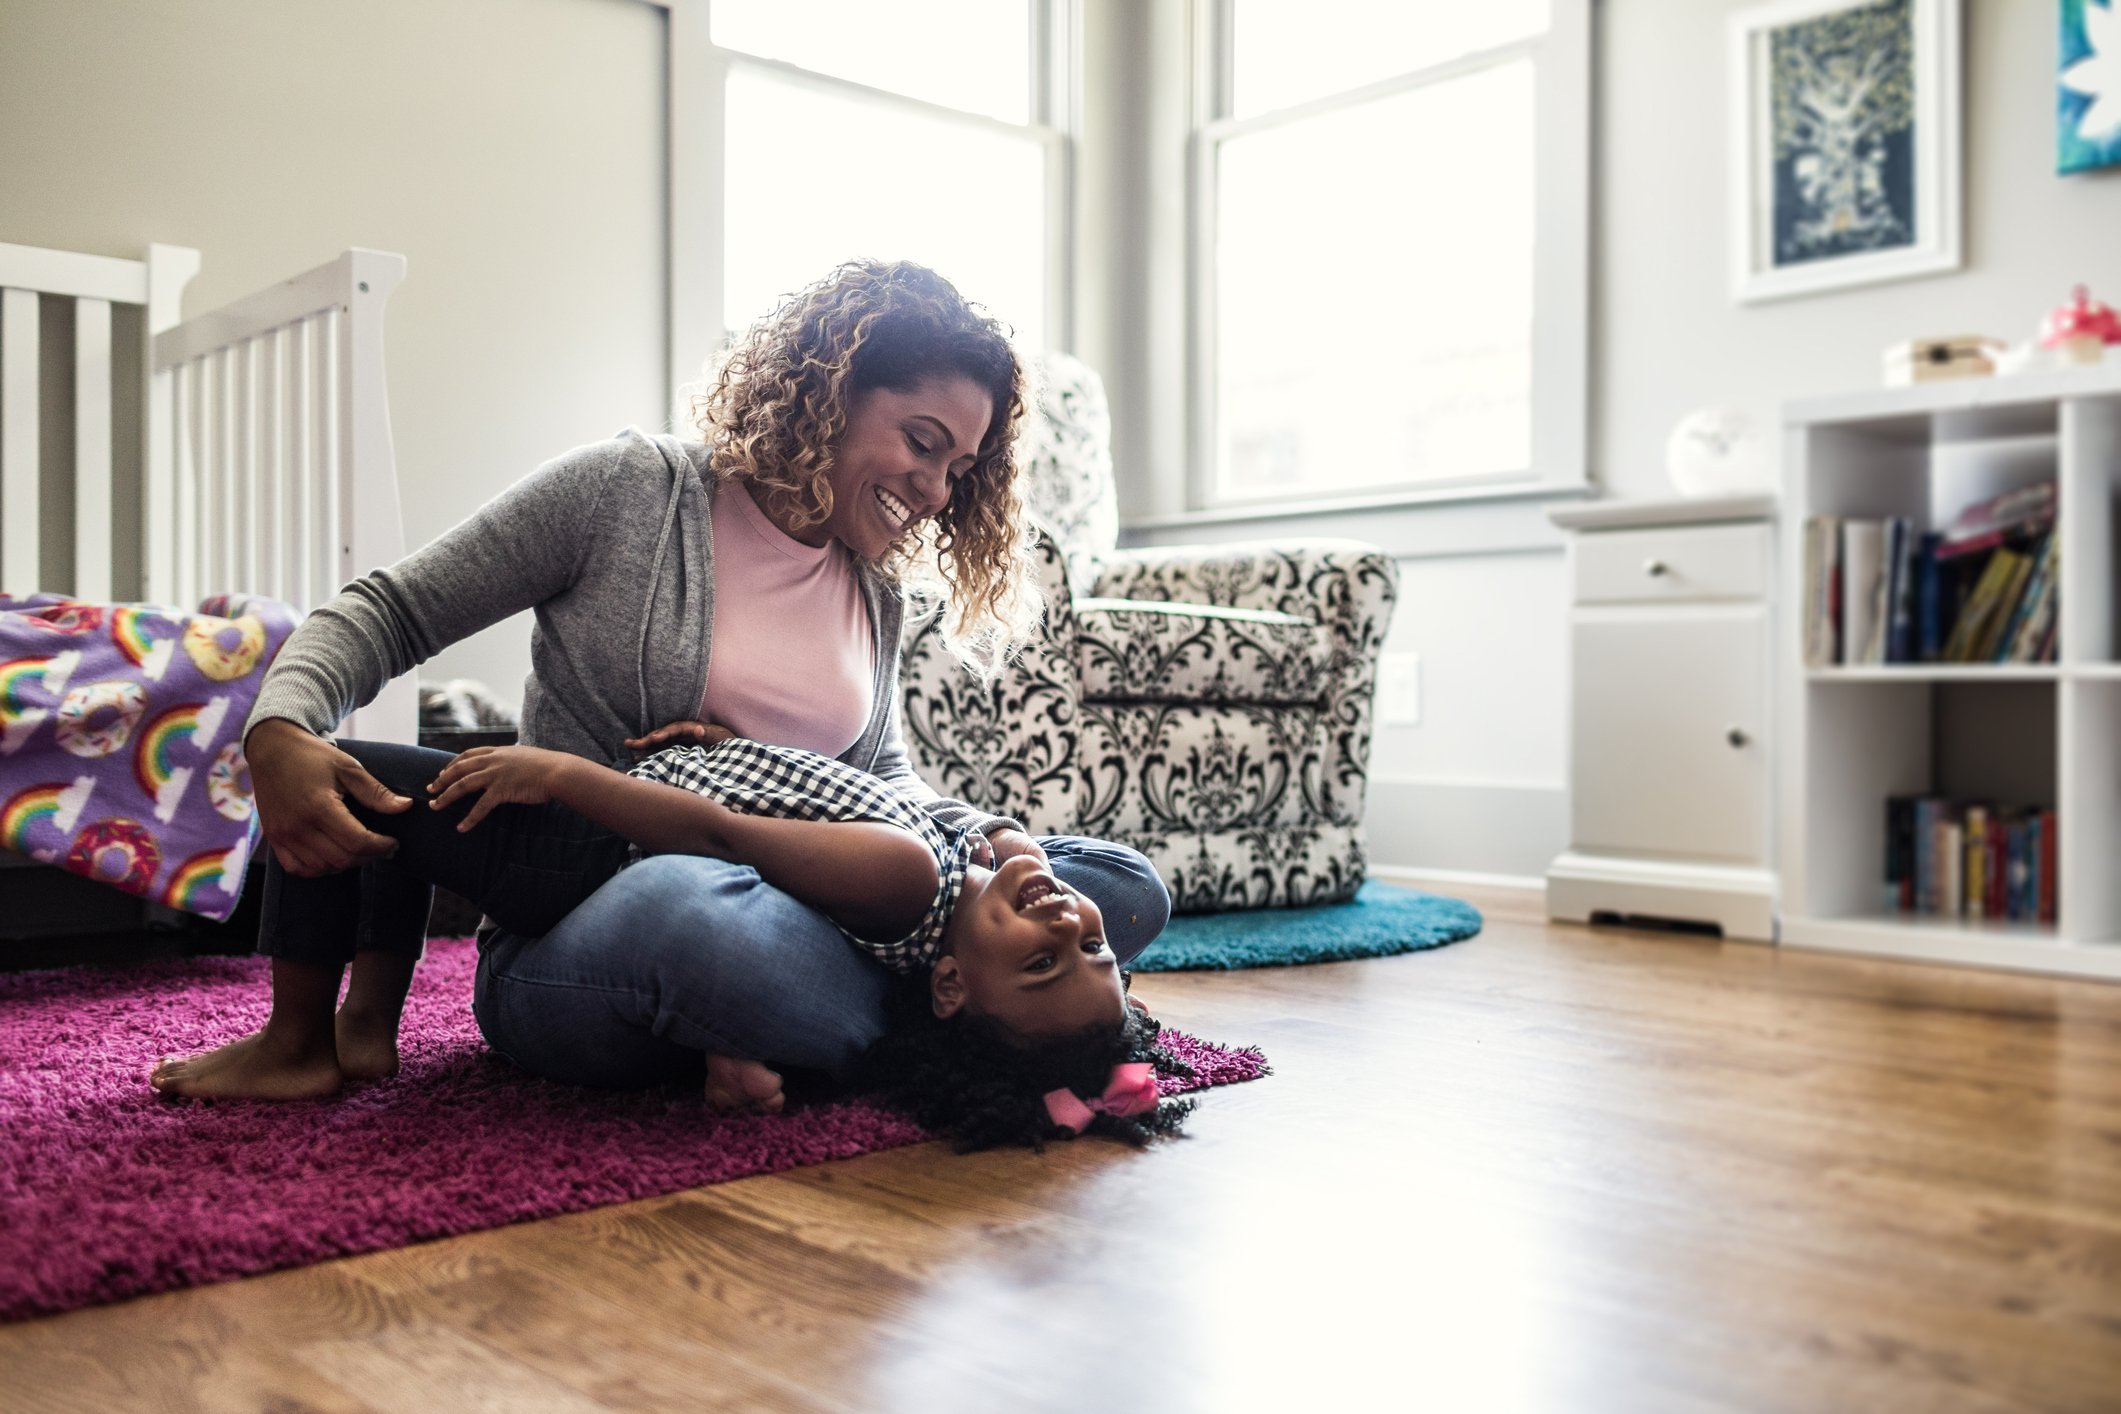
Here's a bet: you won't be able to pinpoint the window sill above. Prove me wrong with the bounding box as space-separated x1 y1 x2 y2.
1120 477 1590 534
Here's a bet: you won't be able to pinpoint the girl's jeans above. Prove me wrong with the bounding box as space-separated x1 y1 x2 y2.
257 740 1171 1086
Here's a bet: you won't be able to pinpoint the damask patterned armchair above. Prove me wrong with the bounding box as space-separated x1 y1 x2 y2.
899 353 1399 913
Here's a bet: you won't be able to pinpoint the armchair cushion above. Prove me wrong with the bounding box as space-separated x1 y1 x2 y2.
1075 598 1331 705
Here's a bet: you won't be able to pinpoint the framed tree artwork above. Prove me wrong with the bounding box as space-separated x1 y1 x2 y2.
2060 0 2121 173
1728 0 1962 302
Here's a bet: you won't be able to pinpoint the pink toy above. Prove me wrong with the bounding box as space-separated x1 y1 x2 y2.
2038 285 2121 364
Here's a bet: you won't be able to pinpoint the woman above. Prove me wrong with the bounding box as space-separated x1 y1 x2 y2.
152 260 1169 1106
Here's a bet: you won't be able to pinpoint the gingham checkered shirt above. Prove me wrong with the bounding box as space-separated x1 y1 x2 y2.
627 737 976 973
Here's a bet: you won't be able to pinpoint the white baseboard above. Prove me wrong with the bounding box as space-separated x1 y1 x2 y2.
1363 777 1569 882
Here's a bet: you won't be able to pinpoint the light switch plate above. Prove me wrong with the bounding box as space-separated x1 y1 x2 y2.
1379 652 1420 725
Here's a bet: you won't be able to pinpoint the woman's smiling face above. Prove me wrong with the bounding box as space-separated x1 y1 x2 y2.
931 852 1127 1042
792 374 993 560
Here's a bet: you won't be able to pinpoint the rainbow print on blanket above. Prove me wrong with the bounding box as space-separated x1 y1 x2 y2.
0 593 297 920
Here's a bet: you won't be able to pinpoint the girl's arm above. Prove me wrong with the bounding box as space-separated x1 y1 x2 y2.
429 747 938 941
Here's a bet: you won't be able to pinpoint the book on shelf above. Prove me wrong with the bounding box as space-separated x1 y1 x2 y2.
1934 480 2056 560
2002 534 2060 663
1841 519 1888 665
1885 795 2057 923
1803 507 2058 667
1802 516 1841 667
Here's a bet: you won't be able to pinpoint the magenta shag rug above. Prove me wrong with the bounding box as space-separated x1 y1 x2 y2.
0 938 1265 1322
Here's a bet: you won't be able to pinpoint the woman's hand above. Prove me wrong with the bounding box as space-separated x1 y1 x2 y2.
246 719 412 877
973 826 1049 869
623 720 736 756
427 746 577 831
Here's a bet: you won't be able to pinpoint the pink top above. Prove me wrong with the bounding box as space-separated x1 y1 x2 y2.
703 484 875 757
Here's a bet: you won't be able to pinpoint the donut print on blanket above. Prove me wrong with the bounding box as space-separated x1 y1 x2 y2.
182 614 267 682
64 816 162 897
55 681 148 759
205 741 253 822
25 601 106 635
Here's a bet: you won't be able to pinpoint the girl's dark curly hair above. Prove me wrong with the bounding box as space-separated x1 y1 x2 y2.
859 986 1197 1153
691 259 1041 676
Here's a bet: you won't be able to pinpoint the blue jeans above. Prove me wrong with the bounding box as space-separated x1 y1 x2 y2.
471 838 1170 1088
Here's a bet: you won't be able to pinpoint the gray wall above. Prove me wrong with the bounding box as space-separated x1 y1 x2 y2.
0 0 667 707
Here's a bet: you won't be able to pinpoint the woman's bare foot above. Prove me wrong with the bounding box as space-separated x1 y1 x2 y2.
150 1028 343 1101
705 1055 785 1115
334 1006 402 1082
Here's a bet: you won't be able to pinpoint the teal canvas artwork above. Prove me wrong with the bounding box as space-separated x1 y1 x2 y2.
2060 0 2121 173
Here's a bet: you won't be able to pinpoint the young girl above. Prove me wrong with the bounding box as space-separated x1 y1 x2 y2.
154 730 1193 1148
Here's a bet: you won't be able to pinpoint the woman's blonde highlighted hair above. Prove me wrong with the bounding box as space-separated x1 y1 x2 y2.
690 260 1040 676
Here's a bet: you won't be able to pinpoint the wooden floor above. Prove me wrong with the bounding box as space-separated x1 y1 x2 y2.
5 887 2119 1412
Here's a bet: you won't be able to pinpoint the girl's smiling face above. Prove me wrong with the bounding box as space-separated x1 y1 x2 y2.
773 374 992 561
931 853 1126 1041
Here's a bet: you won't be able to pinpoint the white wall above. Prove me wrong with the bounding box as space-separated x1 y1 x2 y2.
1113 0 2121 884
0 0 667 708
1599 0 2121 501
9 1 2113 879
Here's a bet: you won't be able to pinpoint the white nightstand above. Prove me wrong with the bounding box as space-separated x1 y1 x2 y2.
1545 493 1778 940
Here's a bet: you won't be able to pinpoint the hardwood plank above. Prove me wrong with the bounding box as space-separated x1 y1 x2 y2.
4 891 2119 1412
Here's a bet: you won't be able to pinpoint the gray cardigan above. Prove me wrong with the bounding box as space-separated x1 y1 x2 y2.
247 428 1013 836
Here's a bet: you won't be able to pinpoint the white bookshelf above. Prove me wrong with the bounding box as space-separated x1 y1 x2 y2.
1780 364 2121 981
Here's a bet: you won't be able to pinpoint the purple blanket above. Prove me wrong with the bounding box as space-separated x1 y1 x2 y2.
0 593 296 922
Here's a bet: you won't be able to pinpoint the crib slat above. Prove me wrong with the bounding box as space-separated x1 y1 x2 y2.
277 325 296 602
235 337 258 596
253 330 279 600
213 345 234 598
72 297 114 602
1 287 39 592
288 323 310 610
312 309 340 609
172 360 197 608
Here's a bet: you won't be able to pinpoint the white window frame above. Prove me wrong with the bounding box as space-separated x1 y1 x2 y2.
1187 0 1590 515
660 0 1077 423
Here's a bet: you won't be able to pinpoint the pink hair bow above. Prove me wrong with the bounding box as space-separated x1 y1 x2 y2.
1042 1063 1160 1135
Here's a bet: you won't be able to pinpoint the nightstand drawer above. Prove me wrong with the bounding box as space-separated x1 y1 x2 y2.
1573 522 1770 605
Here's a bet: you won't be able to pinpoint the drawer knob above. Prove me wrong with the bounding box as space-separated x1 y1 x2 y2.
1726 725 1750 748
1643 558 1670 577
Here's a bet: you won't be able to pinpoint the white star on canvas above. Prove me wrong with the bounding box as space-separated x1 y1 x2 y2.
2062 0 2121 140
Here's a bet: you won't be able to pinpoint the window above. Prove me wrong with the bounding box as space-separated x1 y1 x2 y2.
708 0 1068 352
1194 1 1589 509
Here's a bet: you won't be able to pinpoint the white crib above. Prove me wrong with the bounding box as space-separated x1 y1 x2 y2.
0 242 415 742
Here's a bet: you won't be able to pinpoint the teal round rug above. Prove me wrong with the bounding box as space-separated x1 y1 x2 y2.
1130 882 1483 972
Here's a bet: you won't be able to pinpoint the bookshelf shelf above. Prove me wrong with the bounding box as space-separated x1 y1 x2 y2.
1806 665 2062 683
1780 366 2121 981
1780 913 2121 979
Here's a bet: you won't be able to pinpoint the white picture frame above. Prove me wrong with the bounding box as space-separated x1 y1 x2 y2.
1728 0 1961 303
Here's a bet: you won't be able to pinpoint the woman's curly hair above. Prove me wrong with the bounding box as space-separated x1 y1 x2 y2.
859 985 1196 1153
691 260 1041 675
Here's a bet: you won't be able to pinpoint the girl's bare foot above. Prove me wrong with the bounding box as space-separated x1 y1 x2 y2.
705 1055 785 1115
334 1005 402 1082
150 1029 343 1101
